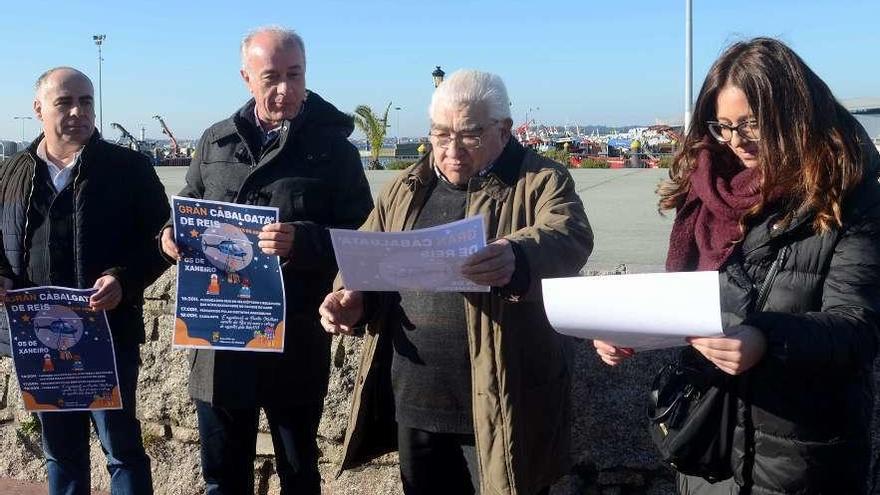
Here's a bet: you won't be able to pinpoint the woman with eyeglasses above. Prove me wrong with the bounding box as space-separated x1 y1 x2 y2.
594 37 880 494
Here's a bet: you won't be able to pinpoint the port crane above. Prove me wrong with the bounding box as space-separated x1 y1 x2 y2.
153 115 181 157
110 122 143 152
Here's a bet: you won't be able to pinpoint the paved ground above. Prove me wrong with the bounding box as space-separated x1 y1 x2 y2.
156 167 672 273
0 478 109 494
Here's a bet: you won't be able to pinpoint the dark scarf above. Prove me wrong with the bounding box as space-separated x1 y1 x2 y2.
666 147 762 272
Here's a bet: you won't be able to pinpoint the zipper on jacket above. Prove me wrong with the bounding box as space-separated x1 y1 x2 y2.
233 127 273 203
68 155 86 287
754 245 790 312
20 154 39 279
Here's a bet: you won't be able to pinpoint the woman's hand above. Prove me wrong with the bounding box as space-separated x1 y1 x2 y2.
688 324 767 375
593 340 635 366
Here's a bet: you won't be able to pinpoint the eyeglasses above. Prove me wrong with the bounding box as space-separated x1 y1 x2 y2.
429 120 498 150
706 120 761 143
430 133 484 150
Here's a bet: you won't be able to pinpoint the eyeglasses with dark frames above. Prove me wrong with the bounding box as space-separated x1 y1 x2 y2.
705 120 761 143
429 120 500 150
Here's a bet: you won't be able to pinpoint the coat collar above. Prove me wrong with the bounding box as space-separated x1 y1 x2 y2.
27 130 102 172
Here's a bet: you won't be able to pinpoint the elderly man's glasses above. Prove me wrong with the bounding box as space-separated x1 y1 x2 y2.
429 120 499 150
706 120 761 143
431 133 484 150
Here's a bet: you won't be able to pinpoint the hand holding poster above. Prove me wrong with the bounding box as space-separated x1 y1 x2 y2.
3 287 121 412
172 196 286 352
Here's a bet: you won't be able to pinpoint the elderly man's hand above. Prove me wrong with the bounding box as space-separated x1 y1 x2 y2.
0 276 12 304
319 290 364 336
461 239 516 287
160 226 180 261
259 223 295 258
90 275 122 311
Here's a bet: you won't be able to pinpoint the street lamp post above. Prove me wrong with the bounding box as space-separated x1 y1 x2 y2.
13 116 33 144
394 106 402 144
93 34 106 134
684 0 693 134
432 66 445 88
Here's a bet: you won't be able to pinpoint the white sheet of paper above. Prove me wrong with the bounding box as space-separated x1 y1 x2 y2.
329 215 490 292
542 271 723 350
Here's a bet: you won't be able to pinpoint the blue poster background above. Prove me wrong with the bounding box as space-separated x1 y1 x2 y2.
172 196 286 351
3 286 121 411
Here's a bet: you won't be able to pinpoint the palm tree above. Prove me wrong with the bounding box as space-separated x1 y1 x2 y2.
353 102 392 170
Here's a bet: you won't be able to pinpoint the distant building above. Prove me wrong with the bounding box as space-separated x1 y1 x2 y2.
0 140 18 159
394 142 423 158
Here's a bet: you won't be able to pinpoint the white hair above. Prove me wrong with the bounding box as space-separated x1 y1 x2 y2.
429 69 511 123
240 26 306 69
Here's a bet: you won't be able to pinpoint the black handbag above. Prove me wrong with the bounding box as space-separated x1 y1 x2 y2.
647 348 735 481
647 245 790 480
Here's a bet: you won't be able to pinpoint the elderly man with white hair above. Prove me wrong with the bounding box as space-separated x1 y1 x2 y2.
160 26 372 494
319 69 593 495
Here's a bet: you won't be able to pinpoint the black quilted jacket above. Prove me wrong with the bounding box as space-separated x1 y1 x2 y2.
0 133 170 354
706 138 880 495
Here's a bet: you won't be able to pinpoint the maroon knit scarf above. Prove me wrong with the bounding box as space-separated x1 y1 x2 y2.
665 147 762 272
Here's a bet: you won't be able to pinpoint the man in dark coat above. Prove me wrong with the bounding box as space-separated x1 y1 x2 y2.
0 67 170 494
160 26 373 494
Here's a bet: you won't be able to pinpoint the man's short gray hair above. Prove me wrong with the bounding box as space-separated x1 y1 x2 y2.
240 26 306 69
429 69 511 123
34 67 91 99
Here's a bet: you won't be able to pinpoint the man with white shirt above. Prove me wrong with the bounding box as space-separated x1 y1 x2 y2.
0 67 169 494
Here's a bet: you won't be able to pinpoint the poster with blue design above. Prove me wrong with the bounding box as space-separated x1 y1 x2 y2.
172 196 286 352
3 287 121 412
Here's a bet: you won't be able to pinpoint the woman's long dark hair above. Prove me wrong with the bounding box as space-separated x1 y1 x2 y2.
658 37 867 233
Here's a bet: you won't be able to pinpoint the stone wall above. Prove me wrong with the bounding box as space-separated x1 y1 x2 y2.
1 267 878 494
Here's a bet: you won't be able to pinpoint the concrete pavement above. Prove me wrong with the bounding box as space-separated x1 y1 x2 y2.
0 478 108 494
155 167 673 273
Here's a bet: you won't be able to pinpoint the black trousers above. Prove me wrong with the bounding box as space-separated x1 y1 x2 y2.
195 400 323 495
397 425 553 495
398 425 479 495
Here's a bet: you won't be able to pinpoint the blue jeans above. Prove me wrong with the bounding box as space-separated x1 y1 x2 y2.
195 400 323 495
38 343 152 495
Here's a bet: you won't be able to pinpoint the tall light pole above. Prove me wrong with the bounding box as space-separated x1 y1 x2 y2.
394 106 402 144
93 34 106 134
684 0 693 134
13 116 32 144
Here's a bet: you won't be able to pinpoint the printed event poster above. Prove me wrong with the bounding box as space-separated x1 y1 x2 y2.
172 196 286 352
329 215 489 292
3 286 121 412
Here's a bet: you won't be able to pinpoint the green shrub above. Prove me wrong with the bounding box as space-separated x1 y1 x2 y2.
657 156 675 169
540 149 571 166
579 158 609 169
385 160 414 170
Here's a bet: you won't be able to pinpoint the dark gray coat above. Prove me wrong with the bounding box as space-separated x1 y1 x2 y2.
709 139 880 495
175 92 373 407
